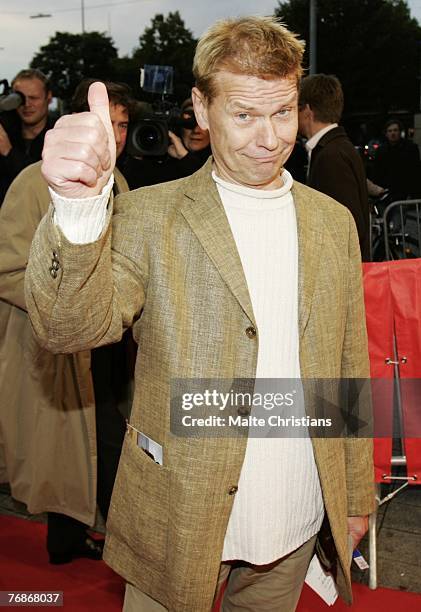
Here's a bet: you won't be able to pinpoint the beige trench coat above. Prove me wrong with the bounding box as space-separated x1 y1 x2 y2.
25 159 376 610
0 161 128 525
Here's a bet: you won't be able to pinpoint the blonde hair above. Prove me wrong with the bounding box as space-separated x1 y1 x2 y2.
193 16 305 102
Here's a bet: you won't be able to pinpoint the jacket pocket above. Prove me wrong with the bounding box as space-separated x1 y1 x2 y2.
107 430 169 572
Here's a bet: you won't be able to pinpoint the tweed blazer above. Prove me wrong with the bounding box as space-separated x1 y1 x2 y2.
25 159 375 611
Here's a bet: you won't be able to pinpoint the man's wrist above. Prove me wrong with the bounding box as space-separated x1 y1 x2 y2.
51 173 114 244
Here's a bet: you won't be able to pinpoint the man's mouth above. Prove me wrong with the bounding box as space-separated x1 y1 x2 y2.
251 155 279 162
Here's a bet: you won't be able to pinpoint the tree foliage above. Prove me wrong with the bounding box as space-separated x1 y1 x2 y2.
109 56 139 93
30 31 118 101
131 11 197 101
30 13 197 104
275 0 421 114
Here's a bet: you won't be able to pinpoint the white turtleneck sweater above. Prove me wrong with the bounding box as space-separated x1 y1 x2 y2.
213 170 324 565
53 168 324 566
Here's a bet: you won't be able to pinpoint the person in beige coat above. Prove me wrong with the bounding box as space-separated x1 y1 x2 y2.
25 16 375 612
0 81 133 563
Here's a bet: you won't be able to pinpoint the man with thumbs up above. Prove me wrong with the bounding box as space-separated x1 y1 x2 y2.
25 16 374 612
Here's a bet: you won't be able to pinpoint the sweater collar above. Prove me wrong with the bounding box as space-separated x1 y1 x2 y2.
211 169 293 199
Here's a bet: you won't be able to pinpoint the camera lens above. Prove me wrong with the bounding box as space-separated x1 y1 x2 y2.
135 124 163 152
128 118 169 157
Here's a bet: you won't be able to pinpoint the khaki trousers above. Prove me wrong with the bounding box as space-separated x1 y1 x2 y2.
123 585 167 612
123 534 316 612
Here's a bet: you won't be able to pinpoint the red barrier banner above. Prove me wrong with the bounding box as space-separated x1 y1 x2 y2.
363 263 394 483
389 260 421 481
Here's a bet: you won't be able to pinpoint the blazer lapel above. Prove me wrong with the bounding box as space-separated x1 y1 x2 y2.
180 161 256 325
179 165 323 333
293 182 324 338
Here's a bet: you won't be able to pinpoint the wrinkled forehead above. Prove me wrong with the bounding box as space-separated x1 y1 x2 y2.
210 70 298 107
214 70 298 95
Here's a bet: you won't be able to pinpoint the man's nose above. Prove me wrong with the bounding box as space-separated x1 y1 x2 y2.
257 119 278 149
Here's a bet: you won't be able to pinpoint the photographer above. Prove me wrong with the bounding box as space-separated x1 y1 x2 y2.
122 98 211 189
0 69 53 205
167 98 211 169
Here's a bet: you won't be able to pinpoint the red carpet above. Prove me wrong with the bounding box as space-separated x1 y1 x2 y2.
297 582 421 611
0 515 124 611
1 514 421 611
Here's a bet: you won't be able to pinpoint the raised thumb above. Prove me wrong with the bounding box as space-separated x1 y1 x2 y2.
88 82 115 158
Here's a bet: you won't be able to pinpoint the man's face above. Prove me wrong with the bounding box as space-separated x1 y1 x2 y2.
181 107 210 152
13 78 51 127
193 71 298 189
110 103 129 158
385 123 401 144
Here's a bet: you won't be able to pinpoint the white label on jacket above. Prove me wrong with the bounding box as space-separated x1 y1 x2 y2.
137 432 163 466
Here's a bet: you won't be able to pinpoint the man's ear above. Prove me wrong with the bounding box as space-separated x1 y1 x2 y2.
47 91 53 105
192 87 209 131
303 103 313 120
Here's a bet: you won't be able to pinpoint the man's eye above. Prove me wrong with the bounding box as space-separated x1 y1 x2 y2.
237 113 250 121
276 109 290 117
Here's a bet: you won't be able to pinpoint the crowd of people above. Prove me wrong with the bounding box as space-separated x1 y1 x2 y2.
0 12 418 612
0 66 419 219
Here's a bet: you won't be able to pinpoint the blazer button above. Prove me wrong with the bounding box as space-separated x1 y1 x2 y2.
245 326 256 339
49 267 58 279
228 485 238 496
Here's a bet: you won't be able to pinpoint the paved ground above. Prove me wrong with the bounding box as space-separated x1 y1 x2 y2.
1 476 420 594
354 481 421 593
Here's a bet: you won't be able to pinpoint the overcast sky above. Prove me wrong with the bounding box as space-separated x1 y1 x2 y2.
2 0 421 85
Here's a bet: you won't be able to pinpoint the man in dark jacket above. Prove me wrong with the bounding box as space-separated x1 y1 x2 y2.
298 74 370 261
0 69 53 205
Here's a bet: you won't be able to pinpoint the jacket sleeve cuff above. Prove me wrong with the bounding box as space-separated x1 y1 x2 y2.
50 174 114 244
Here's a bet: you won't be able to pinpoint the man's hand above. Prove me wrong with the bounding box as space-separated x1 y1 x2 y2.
41 82 116 199
167 130 188 160
347 515 368 549
0 123 12 157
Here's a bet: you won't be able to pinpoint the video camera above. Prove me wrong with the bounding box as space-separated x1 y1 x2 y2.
127 65 196 157
0 80 25 112
0 80 25 136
